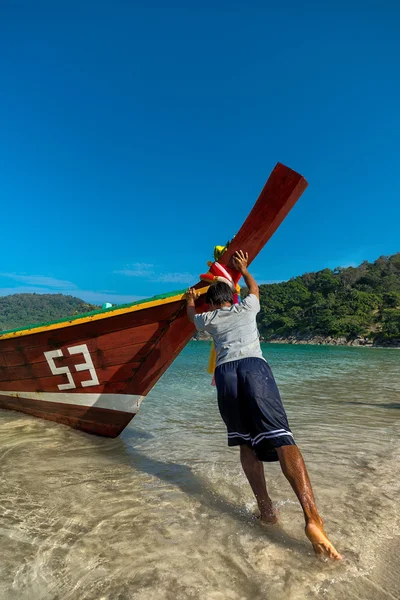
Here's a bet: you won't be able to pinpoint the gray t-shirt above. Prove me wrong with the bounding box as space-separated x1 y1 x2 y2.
193 294 264 367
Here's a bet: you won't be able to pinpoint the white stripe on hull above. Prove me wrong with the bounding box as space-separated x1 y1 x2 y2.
0 391 144 413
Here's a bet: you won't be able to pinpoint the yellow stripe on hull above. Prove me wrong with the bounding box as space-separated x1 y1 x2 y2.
0 286 209 341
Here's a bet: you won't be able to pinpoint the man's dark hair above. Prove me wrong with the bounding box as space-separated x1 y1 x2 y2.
206 282 234 306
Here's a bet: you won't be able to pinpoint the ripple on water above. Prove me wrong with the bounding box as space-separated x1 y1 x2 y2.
0 343 399 599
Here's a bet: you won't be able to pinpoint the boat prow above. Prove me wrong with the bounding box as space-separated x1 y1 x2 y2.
0 163 307 436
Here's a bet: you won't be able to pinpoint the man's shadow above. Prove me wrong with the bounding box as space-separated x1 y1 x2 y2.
98 429 308 555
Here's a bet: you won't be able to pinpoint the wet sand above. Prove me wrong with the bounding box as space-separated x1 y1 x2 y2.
0 343 399 599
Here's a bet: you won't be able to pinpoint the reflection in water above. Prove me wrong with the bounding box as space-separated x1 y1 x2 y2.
0 343 399 600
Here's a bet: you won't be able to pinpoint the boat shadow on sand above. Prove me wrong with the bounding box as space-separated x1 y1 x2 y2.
98 432 309 556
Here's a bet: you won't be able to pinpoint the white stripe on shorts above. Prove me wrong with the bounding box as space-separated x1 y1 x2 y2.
252 431 294 445
251 429 287 444
227 432 252 440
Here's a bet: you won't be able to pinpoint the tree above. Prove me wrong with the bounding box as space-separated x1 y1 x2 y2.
0 294 99 331
252 253 400 343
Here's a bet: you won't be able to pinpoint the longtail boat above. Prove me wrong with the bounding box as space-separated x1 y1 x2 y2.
0 163 307 437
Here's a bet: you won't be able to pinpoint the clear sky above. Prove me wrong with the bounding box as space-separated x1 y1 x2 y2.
1 1 399 304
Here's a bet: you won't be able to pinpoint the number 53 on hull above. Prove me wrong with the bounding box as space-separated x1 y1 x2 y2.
0 164 307 437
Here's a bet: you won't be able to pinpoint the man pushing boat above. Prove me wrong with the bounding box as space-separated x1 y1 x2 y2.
186 250 342 560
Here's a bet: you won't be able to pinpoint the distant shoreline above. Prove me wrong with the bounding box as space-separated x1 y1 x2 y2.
264 337 400 348
193 332 400 348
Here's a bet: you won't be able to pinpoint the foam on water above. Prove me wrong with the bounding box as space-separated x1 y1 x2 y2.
0 343 399 599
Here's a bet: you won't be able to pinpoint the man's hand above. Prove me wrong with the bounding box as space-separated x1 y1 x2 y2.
186 288 199 306
231 250 259 299
186 288 199 322
232 250 249 274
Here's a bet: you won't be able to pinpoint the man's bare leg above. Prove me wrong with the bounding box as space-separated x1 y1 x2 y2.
240 444 278 524
276 445 342 560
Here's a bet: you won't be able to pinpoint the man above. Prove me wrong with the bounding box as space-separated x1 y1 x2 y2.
186 250 342 560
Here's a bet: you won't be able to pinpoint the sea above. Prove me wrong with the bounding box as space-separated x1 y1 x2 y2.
0 342 399 600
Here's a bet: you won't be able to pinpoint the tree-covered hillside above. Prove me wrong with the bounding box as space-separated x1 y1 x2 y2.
257 253 400 343
1 254 399 344
0 294 98 331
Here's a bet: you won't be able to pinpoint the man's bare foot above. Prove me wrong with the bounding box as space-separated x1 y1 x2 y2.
305 521 342 560
257 502 279 525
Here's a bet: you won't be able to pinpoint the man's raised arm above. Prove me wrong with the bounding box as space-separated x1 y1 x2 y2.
232 250 259 299
186 288 198 322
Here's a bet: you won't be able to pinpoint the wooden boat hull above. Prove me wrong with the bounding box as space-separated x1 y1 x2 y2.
0 292 195 436
0 163 307 436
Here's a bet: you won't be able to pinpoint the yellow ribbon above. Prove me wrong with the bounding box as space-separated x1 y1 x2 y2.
207 342 217 374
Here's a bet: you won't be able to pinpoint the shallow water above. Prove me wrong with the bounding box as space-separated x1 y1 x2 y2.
0 343 399 599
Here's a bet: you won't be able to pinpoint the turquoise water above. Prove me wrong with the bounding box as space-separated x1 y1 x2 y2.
0 342 399 599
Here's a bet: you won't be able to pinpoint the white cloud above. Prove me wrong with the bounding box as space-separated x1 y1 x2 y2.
114 269 150 277
0 286 60 296
0 272 146 306
132 263 154 269
152 272 196 284
115 263 196 284
0 273 77 290
0 285 145 305
114 263 154 278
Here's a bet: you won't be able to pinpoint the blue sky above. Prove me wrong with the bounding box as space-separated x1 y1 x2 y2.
1 1 399 304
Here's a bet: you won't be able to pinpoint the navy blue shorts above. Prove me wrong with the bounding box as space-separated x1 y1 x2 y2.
214 357 295 462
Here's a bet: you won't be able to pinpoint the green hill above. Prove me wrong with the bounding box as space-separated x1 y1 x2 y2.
257 253 400 345
1 253 399 345
0 294 99 332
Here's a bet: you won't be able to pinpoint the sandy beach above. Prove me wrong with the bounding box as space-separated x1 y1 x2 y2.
1 342 399 599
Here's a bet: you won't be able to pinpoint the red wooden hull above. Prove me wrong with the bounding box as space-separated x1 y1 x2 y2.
0 163 307 436
0 394 133 437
